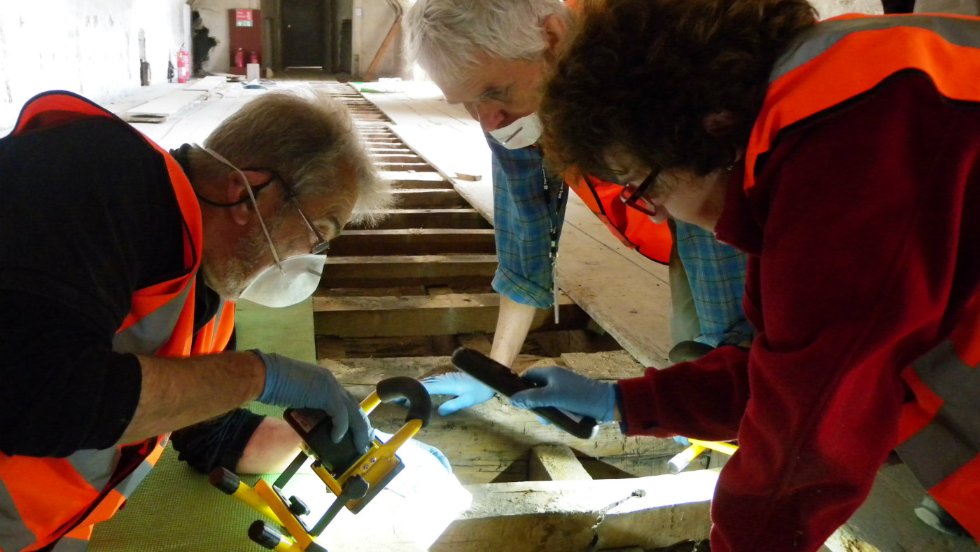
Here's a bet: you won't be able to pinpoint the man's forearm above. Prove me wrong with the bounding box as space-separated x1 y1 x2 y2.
490 295 539 369
119 352 265 445
235 417 303 474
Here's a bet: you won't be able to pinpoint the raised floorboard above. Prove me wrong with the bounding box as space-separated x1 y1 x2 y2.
433 470 717 551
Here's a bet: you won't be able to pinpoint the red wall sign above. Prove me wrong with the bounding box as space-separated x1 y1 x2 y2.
235 9 254 28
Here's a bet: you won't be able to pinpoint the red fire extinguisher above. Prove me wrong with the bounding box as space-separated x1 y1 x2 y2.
177 48 190 83
233 47 245 69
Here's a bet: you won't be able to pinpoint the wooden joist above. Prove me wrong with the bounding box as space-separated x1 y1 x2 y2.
320 254 497 289
529 445 593 482
328 228 496 256
313 292 588 337
374 162 433 172
362 208 491 230
391 189 474 208
378 170 445 183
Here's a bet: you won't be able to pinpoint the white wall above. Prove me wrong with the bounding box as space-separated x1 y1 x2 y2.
352 0 408 78
0 0 189 128
810 0 883 17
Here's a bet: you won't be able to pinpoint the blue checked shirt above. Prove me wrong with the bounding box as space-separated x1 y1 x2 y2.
486 135 751 346
486 136 566 309
674 221 753 347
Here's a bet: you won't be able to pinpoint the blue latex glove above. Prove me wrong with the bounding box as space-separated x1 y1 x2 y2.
254 351 372 453
673 436 691 446
509 366 618 423
421 372 495 416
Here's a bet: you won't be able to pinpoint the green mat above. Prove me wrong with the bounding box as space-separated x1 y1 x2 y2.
90 299 314 551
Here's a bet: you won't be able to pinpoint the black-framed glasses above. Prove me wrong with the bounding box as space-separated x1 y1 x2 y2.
619 171 659 217
240 168 331 256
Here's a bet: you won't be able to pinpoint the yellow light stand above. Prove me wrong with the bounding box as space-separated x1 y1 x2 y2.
210 376 431 552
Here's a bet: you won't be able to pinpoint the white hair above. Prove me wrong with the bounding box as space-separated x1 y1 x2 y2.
404 0 570 85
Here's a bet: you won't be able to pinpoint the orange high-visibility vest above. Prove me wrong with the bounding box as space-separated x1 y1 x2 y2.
564 172 673 264
0 91 236 551
743 14 980 539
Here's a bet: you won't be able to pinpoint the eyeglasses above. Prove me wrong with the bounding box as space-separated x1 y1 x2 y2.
199 147 330 260
260 170 331 256
619 171 659 217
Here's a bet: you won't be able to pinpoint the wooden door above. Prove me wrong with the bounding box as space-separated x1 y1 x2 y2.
282 0 325 67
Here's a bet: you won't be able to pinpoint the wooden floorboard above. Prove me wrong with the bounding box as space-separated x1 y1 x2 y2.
320 254 497 289
313 292 588 337
329 228 496 256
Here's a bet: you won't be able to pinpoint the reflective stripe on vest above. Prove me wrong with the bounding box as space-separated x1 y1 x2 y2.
113 284 194 355
564 173 673 264
49 536 89 552
0 91 230 551
897 340 980 488
897 294 980 539
0 480 34 551
744 14 980 191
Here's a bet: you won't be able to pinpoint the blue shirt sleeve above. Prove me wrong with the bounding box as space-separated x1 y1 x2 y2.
674 221 753 347
486 135 567 309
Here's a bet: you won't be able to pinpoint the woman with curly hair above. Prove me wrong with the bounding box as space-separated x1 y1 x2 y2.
507 0 980 549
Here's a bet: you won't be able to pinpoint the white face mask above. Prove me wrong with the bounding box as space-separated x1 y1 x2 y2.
199 145 327 308
488 112 543 150
239 254 327 308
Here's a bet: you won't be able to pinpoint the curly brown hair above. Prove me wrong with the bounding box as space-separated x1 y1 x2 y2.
540 0 817 180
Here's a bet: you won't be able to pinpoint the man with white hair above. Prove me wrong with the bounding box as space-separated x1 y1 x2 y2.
405 0 752 415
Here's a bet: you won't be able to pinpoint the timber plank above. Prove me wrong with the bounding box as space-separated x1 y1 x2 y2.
319 254 497 289
432 471 716 551
391 189 473 208
370 153 424 163
328 229 496 256
312 292 587 337
378 170 444 182
351 208 490 230
529 445 593 481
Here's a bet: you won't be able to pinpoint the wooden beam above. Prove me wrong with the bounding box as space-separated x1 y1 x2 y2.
328 229 496 256
319 254 497 289
363 12 403 82
378 170 445 183
370 153 423 163
355 209 490 230
312 292 588 337
391 189 473 209
374 162 433 172
431 471 717 551
529 445 593 482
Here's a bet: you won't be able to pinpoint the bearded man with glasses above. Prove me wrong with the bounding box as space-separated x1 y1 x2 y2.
0 89 391 551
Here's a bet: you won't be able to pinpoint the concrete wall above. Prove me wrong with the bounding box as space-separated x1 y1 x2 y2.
0 0 189 127
352 0 408 78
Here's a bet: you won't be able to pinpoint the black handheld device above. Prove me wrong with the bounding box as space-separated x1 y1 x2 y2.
450 347 598 439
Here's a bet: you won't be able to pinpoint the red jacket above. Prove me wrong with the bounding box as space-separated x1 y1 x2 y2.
617 14 980 551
